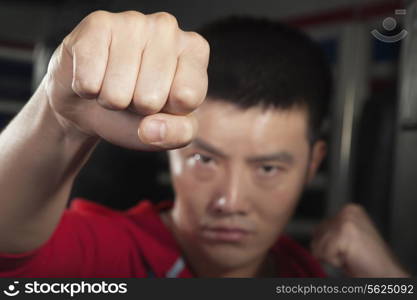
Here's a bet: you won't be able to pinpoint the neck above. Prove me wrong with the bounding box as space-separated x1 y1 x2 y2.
187 251 276 278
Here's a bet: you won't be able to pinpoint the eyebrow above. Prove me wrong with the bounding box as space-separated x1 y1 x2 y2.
246 152 295 165
192 138 227 158
191 138 295 165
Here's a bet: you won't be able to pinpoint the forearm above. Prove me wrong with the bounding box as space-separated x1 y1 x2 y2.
0 81 98 253
0 9 207 254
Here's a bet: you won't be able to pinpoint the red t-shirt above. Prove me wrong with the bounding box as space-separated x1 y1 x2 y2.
0 198 326 277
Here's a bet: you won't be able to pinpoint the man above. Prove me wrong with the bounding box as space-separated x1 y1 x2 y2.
0 11 409 277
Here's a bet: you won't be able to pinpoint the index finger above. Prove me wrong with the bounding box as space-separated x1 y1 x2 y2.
64 11 112 99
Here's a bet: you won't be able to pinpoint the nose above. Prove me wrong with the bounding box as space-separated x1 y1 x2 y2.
209 165 250 216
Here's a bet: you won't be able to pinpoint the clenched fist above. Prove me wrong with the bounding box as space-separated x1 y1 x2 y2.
311 204 409 277
45 10 209 150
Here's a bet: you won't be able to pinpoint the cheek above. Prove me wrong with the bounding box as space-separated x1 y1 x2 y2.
171 168 213 232
255 169 307 235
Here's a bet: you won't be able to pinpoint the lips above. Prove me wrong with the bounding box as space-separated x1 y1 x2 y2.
201 226 251 242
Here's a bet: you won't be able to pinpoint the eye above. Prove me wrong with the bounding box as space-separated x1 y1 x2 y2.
187 152 217 180
190 153 214 165
258 165 281 176
195 153 212 164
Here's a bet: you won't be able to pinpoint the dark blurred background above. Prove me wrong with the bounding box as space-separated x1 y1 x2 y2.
1 0 417 274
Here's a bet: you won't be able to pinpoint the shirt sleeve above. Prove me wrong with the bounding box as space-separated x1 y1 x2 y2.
0 209 147 277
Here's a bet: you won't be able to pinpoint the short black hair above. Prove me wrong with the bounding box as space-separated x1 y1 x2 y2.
198 16 332 143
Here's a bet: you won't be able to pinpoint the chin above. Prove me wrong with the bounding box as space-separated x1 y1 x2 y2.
198 240 258 270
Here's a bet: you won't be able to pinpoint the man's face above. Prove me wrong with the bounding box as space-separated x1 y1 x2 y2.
167 100 325 272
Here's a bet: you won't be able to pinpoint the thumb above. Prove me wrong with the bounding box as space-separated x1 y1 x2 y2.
85 104 197 151
138 113 197 150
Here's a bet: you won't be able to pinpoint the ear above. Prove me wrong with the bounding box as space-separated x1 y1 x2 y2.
306 140 327 184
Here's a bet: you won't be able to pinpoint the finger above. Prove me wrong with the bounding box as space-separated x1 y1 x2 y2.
132 12 179 115
319 233 345 268
98 11 146 110
138 112 197 149
66 11 112 99
164 31 210 115
322 235 345 268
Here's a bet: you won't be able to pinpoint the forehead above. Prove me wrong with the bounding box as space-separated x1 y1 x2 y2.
192 100 309 156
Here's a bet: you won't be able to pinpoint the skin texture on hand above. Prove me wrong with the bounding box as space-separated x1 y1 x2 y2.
311 203 410 277
0 10 209 254
46 10 209 150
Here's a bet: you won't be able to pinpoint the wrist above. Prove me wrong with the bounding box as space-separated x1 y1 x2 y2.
36 77 99 145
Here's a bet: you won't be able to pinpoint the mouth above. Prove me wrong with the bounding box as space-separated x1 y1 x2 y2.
201 226 251 243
